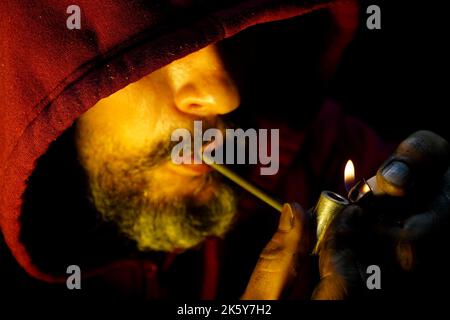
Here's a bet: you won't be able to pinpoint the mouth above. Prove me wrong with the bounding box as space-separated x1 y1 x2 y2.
168 150 212 176
167 119 227 177
171 130 224 176
178 162 213 175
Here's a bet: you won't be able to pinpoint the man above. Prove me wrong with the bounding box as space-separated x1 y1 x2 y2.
1 0 448 300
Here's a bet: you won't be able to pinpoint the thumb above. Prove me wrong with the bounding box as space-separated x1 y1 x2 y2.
376 130 449 197
241 202 309 300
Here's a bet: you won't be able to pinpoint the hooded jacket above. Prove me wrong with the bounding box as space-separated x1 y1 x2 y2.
0 0 389 299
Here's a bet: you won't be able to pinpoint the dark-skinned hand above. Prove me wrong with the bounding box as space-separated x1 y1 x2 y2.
312 131 450 299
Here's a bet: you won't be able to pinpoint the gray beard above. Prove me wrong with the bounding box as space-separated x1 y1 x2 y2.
87 156 237 252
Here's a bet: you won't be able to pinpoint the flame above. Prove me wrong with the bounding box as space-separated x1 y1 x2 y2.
344 160 355 192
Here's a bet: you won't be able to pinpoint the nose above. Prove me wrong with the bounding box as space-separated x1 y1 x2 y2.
166 45 240 117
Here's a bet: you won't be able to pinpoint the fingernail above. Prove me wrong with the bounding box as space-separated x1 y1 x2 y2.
279 203 295 232
381 161 410 187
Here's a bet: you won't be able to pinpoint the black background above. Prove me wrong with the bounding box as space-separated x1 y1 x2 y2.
221 0 450 142
332 0 449 141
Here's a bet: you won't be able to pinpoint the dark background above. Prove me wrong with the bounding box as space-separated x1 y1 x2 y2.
331 0 449 141
220 0 450 142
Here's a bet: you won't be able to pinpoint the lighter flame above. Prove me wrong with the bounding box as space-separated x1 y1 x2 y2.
344 160 355 192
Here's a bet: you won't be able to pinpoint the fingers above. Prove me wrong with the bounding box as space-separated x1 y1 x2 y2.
376 130 450 197
241 202 309 300
311 250 357 300
393 168 450 271
373 168 450 271
312 205 366 300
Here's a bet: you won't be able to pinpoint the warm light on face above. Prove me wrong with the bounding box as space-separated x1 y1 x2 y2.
344 159 355 192
72 45 242 252
75 44 240 201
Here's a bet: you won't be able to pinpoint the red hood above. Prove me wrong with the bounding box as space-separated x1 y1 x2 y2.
0 0 358 282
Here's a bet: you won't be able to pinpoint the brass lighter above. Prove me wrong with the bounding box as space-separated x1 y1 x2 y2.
312 191 349 254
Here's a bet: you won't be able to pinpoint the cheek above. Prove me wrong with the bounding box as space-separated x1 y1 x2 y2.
76 90 168 162
75 69 188 175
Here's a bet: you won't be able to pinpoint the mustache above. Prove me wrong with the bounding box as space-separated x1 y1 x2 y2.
141 119 230 169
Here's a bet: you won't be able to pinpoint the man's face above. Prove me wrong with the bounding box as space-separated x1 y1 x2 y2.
75 45 240 251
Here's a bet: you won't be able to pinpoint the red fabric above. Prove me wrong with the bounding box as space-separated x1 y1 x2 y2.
81 259 160 299
0 0 359 286
201 237 220 300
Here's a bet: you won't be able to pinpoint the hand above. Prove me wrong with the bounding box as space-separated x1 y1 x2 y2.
312 130 450 299
241 202 311 300
374 131 450 271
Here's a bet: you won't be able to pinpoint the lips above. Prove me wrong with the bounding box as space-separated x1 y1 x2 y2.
181 162 212 174
178 139 222 175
